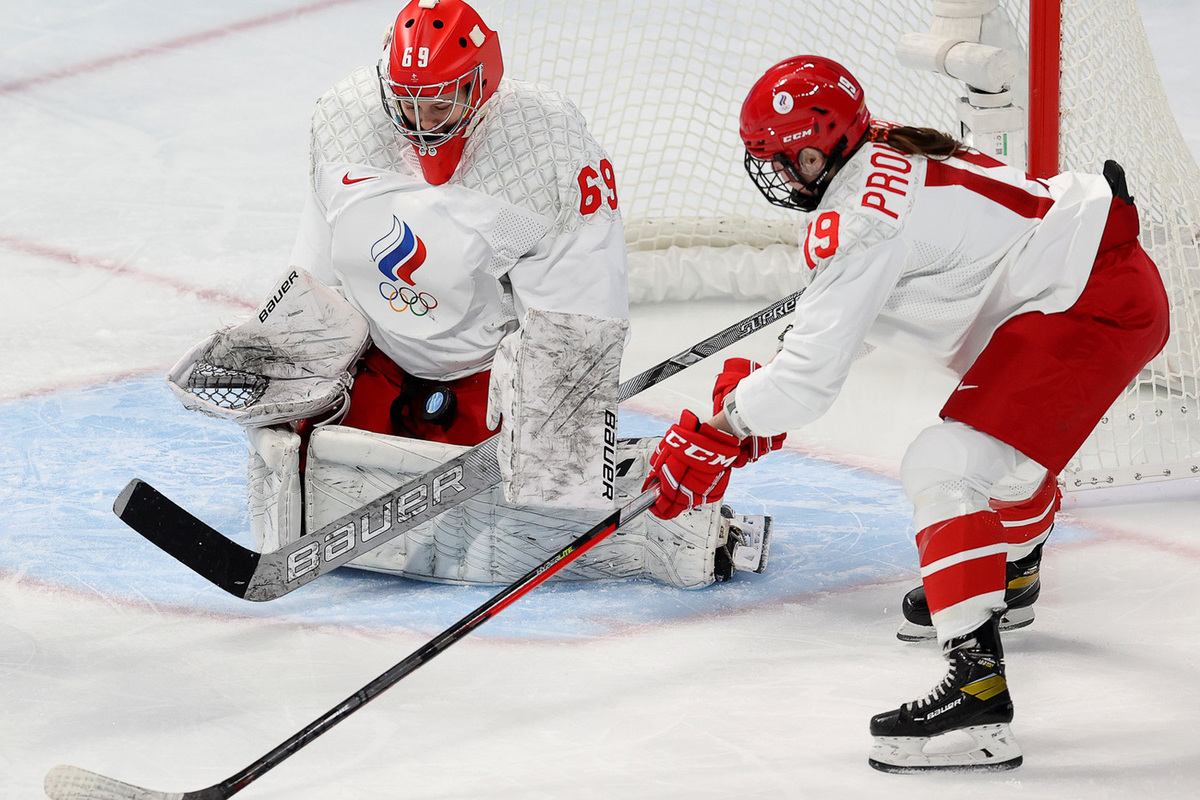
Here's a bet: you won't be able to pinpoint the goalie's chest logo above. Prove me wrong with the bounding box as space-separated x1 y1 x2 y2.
373 215 427 285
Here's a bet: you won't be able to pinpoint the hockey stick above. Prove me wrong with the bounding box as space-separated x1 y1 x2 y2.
114 291 802 601
45 488 658 800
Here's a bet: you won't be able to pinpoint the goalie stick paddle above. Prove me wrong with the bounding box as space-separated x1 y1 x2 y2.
46 489 658 800
114 290 802 601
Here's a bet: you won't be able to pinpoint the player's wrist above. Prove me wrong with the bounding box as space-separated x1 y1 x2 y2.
721 391 754 440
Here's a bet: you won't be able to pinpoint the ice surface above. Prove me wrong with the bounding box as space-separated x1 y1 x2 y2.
2 2 1198 799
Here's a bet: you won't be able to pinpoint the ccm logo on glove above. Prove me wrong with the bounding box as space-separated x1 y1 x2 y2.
661 430 739 467
644 410 742 519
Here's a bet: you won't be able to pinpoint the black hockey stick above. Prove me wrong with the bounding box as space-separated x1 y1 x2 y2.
45 489 658 800
114 291 801 601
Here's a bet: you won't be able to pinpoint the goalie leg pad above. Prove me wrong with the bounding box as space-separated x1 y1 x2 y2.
304 429 769 587
611 437 772 588
246 425 303 553
305 426 606 583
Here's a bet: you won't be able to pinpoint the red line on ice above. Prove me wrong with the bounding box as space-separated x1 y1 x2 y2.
0 234 256 310
0 0 369 95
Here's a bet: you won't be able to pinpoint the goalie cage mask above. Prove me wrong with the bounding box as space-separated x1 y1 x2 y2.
740 55 871 212
378 0 504 185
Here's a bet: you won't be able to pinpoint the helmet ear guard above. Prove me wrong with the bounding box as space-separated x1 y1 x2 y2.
739 55 871 210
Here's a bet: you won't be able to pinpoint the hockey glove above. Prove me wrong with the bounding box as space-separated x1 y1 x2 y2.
644 409 742 519
711 357 786 467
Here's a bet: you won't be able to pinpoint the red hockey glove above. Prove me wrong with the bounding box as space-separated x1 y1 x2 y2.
711 358 786 467
643 410 742 519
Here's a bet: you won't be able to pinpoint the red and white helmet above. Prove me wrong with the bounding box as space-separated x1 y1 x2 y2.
740 56 871 211
378 0 504 184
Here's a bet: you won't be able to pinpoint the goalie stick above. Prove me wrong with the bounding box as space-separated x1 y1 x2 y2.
45 489 658 800
115 291 802 601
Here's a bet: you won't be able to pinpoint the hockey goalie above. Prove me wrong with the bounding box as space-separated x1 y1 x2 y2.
164 0 770 590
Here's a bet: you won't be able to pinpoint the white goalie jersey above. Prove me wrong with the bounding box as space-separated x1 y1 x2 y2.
288 67 629 381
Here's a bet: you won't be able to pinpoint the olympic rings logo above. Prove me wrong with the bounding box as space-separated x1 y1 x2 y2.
379 282 438 315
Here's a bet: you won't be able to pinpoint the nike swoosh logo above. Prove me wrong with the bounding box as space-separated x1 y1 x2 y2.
956 384 980 391
342 172 378 185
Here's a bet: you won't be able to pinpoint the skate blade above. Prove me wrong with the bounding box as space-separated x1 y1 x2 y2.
895 606 1035 642
868 723 1023 773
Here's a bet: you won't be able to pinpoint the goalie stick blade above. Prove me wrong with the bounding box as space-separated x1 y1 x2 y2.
114 480 259 599
43 764 222 800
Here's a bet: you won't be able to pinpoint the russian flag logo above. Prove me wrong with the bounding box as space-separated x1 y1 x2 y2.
372 216 427 286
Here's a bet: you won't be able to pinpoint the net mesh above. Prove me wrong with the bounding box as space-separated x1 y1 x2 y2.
476 0 1200 492
185 362 269 411
1054 0 1200 489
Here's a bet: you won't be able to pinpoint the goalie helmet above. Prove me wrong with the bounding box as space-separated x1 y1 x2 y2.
740 55 871 211
378 0 504 185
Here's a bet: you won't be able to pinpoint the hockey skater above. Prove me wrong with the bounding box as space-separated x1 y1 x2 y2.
165 0 770 591
643 55 1169 770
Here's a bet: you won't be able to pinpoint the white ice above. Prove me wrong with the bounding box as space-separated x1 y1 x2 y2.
2 2 1199 799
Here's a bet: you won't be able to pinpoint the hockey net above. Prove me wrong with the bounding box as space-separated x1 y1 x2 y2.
479 0 1200 496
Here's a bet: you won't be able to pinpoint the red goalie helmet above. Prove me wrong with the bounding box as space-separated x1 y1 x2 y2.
740 56 871 211
378 0 504 184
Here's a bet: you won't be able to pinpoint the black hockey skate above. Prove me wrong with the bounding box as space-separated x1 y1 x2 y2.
870 612 1022 773
896 542 1045 642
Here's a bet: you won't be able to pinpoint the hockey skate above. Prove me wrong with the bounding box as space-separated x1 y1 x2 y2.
896 542 1045 642
714 505 772 581
870 612 1022 773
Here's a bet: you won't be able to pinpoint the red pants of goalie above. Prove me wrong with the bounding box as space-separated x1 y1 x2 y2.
340 346 494 446
297 346 495 469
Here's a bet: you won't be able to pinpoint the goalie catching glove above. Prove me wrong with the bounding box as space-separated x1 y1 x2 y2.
712 357 786 466
166 268 370 427
643 410 742 519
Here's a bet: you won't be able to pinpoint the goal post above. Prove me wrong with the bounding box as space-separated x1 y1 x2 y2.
478 0 1200 497
1027 0 1061 180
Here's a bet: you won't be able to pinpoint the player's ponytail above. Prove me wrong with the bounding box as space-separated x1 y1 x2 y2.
869 125 965 160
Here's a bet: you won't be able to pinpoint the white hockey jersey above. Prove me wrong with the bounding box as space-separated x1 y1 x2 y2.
735 142 1114 436
289 68 629 380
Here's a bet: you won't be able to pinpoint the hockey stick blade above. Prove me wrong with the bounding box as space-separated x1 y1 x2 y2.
44 764 207 800
114 479 260 598
55 490 657 800
116 291 802 601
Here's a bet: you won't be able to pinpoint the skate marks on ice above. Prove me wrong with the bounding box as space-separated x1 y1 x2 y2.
0 620 39 679
0 377 1094 637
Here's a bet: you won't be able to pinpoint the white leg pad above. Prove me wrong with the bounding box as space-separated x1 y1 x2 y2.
246 425 303 553
303 427 732 587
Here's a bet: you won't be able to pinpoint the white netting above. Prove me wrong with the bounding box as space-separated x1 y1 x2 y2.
1053 0 1200 490
479 0 960 248
476 0 1200 493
